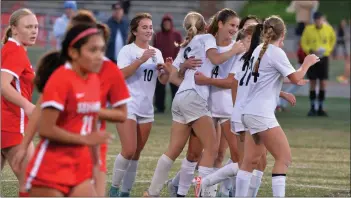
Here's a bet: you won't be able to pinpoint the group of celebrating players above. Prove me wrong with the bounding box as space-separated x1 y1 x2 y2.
1 6 319 197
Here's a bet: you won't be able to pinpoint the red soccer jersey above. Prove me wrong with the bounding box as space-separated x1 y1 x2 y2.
1 38 35 134
26 63 101 186
98 57 131 131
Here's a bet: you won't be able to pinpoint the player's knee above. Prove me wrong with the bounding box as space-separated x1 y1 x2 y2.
122 145 137 159
215 150 226 165
186 151 201 162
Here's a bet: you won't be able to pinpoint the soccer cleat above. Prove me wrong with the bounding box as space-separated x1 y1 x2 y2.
143 190 159 197
109 186 120 197
307 109 317 116
317 109 328 117
200 183 218 197
194 176 202 197
166 179 178 197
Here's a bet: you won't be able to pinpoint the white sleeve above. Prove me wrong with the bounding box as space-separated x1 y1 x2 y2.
156 49 164 64
173 48 185 71
202 34 217 52
272 49 296 77
117 46 132 69
229 56 239 74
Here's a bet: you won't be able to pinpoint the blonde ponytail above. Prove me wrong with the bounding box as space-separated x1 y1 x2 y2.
179 11 206 48
252 15 286 82
2 27 12 44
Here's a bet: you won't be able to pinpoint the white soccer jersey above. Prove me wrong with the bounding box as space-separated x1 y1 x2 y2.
231 52 252 123
241 44 296 118
117 43 164 117
209 41 238 118
175 34 217 101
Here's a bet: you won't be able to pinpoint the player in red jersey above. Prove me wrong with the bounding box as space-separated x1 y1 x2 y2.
13 11 130 196
25 23 111 197
68 11 131 196
1 8 38 197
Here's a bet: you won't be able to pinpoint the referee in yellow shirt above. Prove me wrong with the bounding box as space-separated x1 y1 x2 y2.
301 12 336 116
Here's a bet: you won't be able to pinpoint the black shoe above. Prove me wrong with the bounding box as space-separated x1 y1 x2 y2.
307 109 317 116
317 109 328 116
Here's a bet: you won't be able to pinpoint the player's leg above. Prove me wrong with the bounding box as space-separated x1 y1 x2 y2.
94 170 106 196
119 120 153 196
147 121 192 196
109 118 137 196
317 57 329 116
69 179 97 197
2 142 35 195
259 126 292 197
29 186 65 197
1 152 6 170
175 132 202 197
307 62 318 116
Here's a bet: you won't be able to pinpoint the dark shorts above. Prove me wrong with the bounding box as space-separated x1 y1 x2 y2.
295 22 306 36
307 57 329 80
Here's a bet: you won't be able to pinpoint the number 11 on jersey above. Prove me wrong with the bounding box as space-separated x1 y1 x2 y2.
81 115 94 135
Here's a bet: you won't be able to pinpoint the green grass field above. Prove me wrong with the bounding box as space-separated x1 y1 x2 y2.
1 96 350 197
240 0 351 25
1 47 350 197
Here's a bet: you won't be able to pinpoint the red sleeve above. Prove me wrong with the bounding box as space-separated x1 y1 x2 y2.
108 64 131 108
1 46 26 79
41 69 69 111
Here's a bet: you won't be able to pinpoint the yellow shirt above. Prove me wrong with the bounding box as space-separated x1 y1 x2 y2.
301 23 336 57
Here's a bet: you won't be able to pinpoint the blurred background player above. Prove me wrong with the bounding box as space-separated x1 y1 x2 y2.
53 1 77 50
153 14 183 113
301 12 336 116
334 19 350 84
1 8 38 197
105 1 129 64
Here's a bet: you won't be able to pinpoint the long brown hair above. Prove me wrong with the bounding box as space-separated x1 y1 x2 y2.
2 8 34 44
127 13 152 44
207 8 239 36
252 15 286 81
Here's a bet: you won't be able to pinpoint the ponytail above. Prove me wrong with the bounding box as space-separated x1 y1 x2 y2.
241 24 263 63
252 26 274 82
34 51 65 93
2 27 12 44
179 11 206 48
97 22 110 42
207 12 219 36
180 25 197 47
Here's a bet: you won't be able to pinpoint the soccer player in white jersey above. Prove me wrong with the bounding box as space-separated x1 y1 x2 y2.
164 9 242 197
109 13 172 197
236 16 319 197
144 11 245 197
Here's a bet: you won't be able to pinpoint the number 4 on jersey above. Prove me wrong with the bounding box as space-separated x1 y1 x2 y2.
212 66 219 78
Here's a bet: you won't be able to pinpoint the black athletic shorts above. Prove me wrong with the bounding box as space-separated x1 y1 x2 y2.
307 56 329 80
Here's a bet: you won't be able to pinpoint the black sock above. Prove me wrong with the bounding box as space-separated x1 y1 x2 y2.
309 90 316 110
318 90 325 110
272 173 287 177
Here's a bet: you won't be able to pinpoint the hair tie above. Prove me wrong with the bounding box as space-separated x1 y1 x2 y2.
69 28 99 47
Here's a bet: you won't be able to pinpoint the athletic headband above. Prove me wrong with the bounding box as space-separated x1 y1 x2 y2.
69 28 99 47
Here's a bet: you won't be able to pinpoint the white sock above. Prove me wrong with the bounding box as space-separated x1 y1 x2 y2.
198 166 215 178
148 154 174 196
230 176 237 196
235 170 252 197
112 154 130 187
272 175 286 197
177 158 197 196
202 163 239 187
247 169 264 197
219 159 233 196
121 160 138 193
171 171 181 187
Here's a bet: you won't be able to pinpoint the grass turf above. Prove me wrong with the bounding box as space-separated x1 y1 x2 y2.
1 96 350 197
